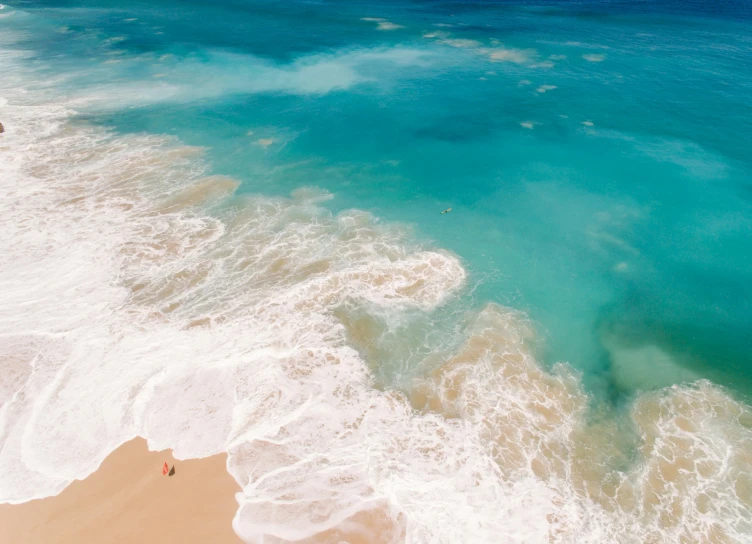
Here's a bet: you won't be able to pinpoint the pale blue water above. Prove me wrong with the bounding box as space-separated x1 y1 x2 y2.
5 0 752 399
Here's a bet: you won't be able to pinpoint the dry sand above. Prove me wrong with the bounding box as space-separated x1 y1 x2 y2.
0 437 243 544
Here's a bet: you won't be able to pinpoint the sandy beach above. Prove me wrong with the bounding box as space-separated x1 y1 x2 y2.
0 438 243 544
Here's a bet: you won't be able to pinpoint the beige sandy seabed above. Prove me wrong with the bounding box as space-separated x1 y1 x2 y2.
0 438 243 544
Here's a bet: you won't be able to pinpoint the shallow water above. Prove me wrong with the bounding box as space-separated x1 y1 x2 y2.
1 0 752 542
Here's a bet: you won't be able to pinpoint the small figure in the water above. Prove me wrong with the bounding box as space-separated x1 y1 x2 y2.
441 207 452 214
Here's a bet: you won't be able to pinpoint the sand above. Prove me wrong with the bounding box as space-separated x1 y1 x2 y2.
0 438 243 544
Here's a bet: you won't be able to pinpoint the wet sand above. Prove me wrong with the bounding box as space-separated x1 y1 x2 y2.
0 438 243 544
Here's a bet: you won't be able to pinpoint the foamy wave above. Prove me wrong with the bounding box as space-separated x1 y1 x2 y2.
411 305 752 542
0 73 474 544
628 383 752 541
1 36 751 544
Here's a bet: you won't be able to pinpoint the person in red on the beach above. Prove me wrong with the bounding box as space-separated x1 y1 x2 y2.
162 462 169 476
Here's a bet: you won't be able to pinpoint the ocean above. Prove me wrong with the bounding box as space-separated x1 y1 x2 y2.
1 0 751 541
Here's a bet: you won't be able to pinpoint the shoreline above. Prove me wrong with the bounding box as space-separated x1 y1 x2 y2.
0 438 243 544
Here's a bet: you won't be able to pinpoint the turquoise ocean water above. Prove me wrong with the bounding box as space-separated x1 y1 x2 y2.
2 0 752 540
10 0 751 398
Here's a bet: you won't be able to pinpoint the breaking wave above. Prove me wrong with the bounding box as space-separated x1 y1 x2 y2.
1 41 751 544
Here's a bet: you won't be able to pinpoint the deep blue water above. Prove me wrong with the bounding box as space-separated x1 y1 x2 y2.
6 0 752 399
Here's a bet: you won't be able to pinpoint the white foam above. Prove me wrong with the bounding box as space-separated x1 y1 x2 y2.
376 22 404 31
486 47 531 64
361 17 404 31
254 138 274 148
0 66 467 522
